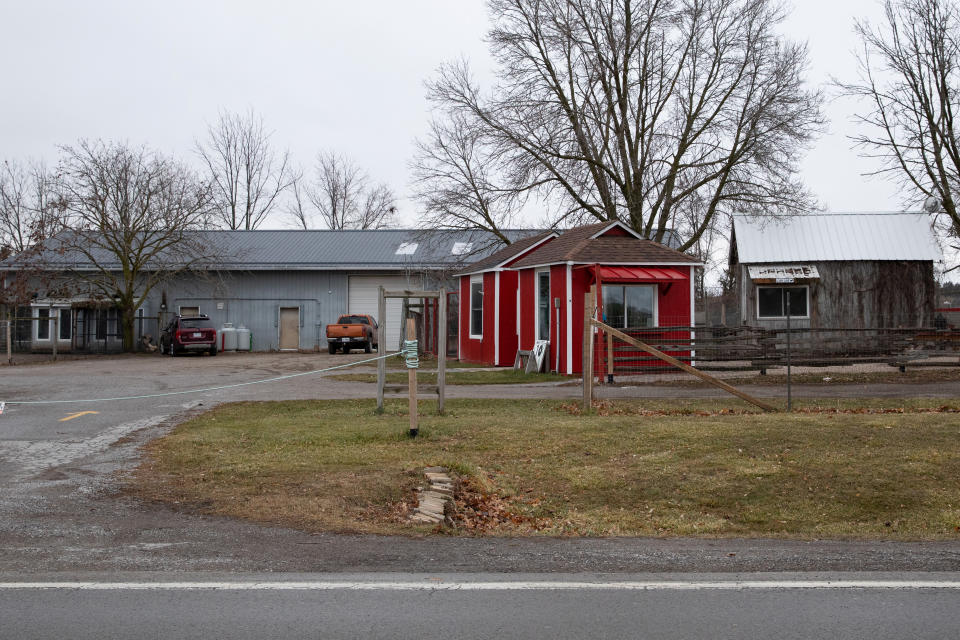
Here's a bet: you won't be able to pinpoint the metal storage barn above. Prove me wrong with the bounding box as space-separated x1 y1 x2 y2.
729 213 942 329
3 229 533 353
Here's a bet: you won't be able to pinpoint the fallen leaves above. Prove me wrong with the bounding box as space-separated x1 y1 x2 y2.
444 477 552 534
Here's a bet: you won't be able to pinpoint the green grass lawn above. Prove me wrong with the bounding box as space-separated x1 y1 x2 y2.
130 397 960 539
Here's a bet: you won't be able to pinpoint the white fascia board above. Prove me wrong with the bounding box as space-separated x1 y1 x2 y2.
491 233 559 269
456 266 507 277
515 260 704 270
458 234 561 277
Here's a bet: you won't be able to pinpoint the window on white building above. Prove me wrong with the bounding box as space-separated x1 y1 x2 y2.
58 309 71 340
37 308 50 340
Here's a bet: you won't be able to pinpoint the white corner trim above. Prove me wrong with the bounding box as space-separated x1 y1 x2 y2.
516 286 520 338
566 263 573 375
690 265 696 367
494 271 500 365
458 280 463 359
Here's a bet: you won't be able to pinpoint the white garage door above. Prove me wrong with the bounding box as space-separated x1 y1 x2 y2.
348 274 424 351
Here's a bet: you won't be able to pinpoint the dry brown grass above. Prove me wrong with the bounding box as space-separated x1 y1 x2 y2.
129 397 960 539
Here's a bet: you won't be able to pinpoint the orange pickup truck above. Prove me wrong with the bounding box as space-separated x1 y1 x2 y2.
325 314 379 354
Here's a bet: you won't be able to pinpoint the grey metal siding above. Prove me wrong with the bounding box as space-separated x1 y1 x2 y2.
146 271 351 351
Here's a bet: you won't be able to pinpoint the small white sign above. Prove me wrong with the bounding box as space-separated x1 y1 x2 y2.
529 340 549 373
775 277 795 284
0 402 5 415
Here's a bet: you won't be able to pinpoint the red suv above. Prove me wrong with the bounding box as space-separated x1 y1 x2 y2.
160 315 218 356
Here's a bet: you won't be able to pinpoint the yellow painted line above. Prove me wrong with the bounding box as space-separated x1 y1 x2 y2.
59 411 100 422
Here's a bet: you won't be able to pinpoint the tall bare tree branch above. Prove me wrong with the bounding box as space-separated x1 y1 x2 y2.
51 140 217 351
197 109 293 230
418 0 823 250
288 151 398 229
837 0 960 244
0 159 64 254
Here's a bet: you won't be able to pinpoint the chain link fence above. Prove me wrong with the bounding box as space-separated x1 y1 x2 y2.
1 307 162 362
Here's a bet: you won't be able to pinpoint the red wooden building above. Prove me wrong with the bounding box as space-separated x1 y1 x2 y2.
456 221 700 375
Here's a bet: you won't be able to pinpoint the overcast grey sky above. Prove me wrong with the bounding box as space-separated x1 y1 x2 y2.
0 0 902 228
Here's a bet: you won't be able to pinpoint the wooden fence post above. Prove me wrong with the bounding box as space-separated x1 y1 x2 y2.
437 288 446 415
606 331 614 383
376 286 386 414
582 288 595 411
52 316 58 361
407 317 418 437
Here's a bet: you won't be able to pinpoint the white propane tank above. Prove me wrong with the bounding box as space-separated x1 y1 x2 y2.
221 323 238 351
236 325 251 351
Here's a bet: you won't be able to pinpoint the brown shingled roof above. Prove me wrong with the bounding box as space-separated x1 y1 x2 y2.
454 230 557 275
510 222 698 268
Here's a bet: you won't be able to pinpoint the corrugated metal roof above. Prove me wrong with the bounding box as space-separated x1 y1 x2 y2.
733 213 942 263
3 229 542 272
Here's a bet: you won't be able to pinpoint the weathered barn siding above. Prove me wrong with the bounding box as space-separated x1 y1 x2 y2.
738 260 936 329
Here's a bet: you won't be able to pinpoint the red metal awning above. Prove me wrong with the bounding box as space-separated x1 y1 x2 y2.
597 266 689 281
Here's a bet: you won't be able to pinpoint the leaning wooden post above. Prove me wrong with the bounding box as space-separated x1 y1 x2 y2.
437 288 446 415
6 314 12 364
376 286 386 414
582 288 596 411
606 331 614 384
406 317 418 436
52 315 58 361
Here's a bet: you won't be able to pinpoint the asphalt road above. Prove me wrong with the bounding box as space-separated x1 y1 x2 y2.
3 573 960 640
3 353 960 637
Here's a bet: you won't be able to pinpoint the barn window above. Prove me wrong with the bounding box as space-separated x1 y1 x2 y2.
757 286 808 319
470 275 483 338
602 285 656 328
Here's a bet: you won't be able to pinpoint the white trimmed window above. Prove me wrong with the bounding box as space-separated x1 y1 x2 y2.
602 285 657 328
757 286 809 319
536 270 550 340
57 308 71 340
36 308 50 340
469 275 483 338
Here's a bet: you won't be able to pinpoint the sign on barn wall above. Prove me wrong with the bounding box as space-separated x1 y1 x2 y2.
748 264 820 284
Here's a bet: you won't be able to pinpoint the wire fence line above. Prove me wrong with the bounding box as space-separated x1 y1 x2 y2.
589 324 960 383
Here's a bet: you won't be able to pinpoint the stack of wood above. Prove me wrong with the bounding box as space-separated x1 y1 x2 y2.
410 466 455 524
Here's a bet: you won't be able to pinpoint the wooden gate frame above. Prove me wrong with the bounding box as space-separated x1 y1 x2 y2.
377 287 447 415
582 289 776 413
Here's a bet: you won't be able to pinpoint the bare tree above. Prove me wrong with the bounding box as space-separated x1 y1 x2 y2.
289 151 398 229
197 109 293 230
838 0 960 242
411 113 520 245
0 159 63 254
420 0 823 250
53 140 215 351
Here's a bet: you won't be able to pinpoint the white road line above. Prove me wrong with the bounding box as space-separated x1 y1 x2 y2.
1 581 959 591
